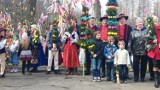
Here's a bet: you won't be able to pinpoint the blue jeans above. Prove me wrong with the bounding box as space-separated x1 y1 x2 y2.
92 58 101 77
117 65 127 81
106 62 115 80
9 52 19 65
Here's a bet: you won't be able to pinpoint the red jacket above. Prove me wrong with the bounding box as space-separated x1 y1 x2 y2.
148 25 160 60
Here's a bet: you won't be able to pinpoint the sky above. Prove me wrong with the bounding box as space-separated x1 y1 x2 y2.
68 0 159 17
100 0 108 16
99 0 159 16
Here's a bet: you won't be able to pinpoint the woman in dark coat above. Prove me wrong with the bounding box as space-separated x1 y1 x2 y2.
128 17 149 82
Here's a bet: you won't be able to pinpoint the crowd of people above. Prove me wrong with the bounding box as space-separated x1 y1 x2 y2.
0 12 160 88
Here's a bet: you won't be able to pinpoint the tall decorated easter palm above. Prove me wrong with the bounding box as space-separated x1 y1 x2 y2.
106 0 119 84
144 16 157 51
78 5 90 76
106 0 118 37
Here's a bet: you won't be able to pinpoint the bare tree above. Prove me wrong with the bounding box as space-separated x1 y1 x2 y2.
28 0 37 17
94 0 101 20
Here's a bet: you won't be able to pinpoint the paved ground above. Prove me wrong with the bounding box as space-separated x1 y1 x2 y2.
0 67 160 90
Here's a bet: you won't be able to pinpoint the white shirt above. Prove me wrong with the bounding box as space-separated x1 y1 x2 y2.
22 32 28 39
114 49 130 65
9 40 19 52
0 39 7 49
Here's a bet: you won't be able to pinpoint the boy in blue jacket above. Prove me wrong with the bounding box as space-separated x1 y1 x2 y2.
104 36 118 81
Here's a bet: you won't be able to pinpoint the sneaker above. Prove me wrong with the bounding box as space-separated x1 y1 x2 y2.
10 69 15 73
14 69 19 73
93 77 97 82
97 77 101 82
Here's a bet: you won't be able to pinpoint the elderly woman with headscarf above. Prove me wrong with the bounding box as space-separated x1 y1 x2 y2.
128 17 149 82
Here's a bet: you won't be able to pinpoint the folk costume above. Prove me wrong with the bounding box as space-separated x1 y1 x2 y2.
0 28 7 78
99 16 108 42
46 25 61 74
30 25 47 72
20 30 32 75
63 27 80 75
147 25 160 87
117 14 132 49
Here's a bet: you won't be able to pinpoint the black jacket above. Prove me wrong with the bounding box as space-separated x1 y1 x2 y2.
93 39 104 59
128 27 149 55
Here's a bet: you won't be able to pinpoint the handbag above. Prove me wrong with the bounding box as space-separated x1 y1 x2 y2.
31 59 38 64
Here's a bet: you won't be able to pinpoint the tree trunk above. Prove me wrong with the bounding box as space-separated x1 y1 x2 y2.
94 0 101 21
28 0 37 17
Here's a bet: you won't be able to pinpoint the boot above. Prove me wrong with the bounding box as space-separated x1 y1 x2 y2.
154 71 159 88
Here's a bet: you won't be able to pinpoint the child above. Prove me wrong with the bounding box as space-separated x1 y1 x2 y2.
20 27 32 75
104 36 117 81
114 41 130 83
91 31 104 82
9 35 19 72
